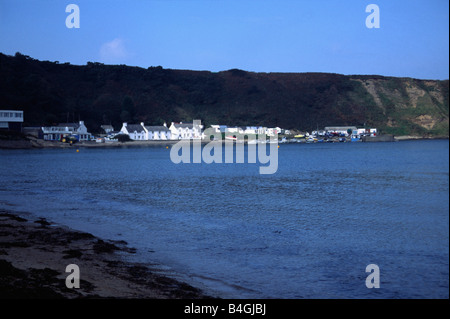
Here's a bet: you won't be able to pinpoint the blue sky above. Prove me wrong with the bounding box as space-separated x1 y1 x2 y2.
0 0 448 79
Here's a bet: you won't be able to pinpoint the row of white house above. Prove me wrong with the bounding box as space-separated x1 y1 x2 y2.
38 120 275 142
38 120 286 142
39 120 202 142
2 110 379 142
119 122 203 140
120 122 171 140
118 122 285 141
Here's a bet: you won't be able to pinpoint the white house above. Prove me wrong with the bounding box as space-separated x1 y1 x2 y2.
145 124 171 140
0 110 23 132
169 121 203 140
120 122 146 140
42 121 91 141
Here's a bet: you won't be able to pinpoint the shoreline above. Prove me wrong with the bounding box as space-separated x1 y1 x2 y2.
394 135 449 141
0 135 448 150
0 137 181 150
0 209 212 299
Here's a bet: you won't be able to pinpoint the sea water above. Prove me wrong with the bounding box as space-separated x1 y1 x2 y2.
0 140 448 298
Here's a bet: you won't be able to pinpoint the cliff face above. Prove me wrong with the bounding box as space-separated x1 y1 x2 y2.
0 52 448 136
350 77 449 136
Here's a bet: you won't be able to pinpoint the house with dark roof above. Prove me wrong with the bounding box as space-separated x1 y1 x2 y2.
144 124 171 140
120 122 146 140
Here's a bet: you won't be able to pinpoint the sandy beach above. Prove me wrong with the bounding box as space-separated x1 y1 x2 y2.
0 210 210 299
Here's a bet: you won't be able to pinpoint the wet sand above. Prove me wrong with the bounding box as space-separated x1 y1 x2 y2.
0 210 211 299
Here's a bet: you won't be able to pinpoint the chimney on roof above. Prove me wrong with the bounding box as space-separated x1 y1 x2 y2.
163 122 167 127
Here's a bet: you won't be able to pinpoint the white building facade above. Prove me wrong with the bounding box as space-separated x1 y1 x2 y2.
145 125 172 140
120 122 173 140
169 122 203 140
354 128 378 137
120 123 146 140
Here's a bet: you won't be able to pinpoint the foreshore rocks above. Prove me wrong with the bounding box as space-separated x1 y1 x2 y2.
0 211 210 299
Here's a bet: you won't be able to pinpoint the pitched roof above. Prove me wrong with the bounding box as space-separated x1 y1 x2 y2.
126 124 145 133
145 125 170 132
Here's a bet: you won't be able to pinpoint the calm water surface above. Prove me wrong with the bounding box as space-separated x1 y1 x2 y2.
0 140 448 298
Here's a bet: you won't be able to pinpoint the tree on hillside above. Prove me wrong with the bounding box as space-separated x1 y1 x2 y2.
121 96 135 123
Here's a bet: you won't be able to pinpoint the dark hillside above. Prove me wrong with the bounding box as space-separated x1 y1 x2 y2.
0 52 448 136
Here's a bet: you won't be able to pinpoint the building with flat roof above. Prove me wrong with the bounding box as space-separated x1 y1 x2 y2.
0 110 23 132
